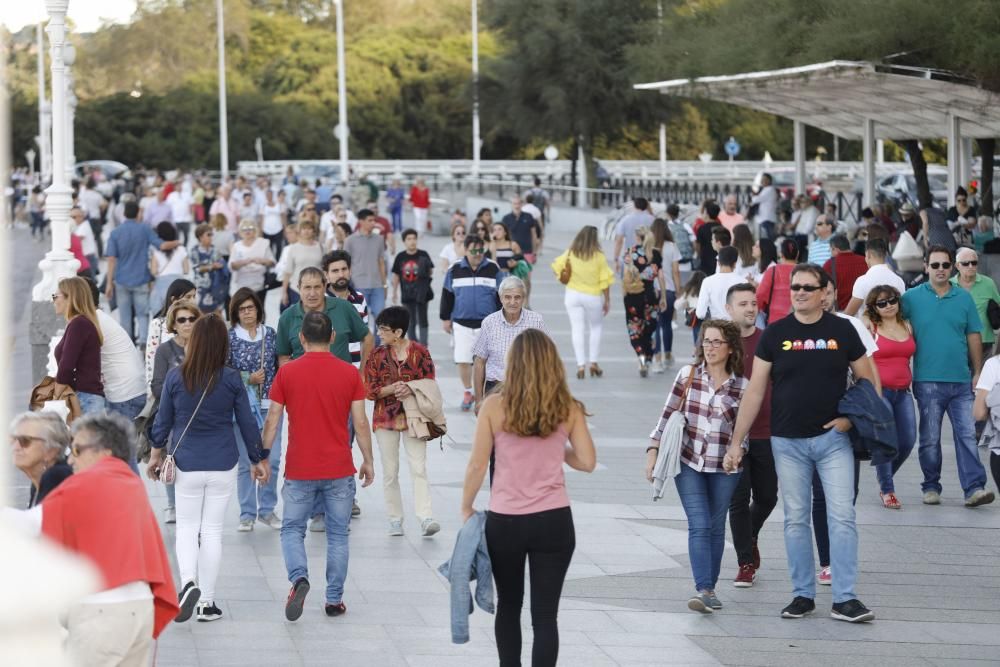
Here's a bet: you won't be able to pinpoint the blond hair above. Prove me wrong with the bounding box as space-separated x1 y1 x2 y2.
58 277 103 345
166 298 201 334
568 225 601 260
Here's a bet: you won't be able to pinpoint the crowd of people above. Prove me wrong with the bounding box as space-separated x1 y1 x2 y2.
7 163 1000 665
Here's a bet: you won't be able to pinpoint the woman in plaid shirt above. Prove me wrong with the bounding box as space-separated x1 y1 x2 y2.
645 319 747 614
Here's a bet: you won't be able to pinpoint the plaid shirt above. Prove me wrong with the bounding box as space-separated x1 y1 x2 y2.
649 364 748 473
471 308 547 382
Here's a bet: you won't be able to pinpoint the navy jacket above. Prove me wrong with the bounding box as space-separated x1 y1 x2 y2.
837 378 898 466
438 511 494 644
439 257 502 328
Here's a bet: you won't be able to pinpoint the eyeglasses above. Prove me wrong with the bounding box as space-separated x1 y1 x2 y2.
789 284 823 292
701 338 728 349
240 227 255 233
175 316 198 324
238 304 257 313
929 262 953 270
51 293 65 302
816 221 831 226
467 248 485 255
958 260 978 267
10 434 45 448
875 296 900 308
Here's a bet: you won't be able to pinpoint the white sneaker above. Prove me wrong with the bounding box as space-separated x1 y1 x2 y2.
309 515 326 532
388 520 404 536
164 507 176 524
653 360 666 374
257 513 282 529
421 518 440 537
237 519 254 532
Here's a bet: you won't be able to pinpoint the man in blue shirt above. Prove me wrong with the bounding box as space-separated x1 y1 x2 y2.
105 201 179 344
902 244 994 508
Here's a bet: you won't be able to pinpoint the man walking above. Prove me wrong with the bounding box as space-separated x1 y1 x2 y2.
104 201 180 344
324 251 370 368
263 312 375 621
725 283 777 588
902 245 994 507
844 238 904 317
613 197 655 272
696 246 744 321
726 264 877 623
344 209 387 336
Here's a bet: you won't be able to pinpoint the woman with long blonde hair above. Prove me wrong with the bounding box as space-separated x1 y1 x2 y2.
53 276 105 414
461 329 596 667
551 225 614 379
623 225 665 377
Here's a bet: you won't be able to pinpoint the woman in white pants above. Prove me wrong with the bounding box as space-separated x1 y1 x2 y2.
149 314 270 623
551 225 615 379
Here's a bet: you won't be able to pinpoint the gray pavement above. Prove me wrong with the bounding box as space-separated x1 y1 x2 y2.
7 214 1000 666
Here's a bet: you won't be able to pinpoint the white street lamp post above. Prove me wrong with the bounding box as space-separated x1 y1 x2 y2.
64 42 76 184
335 0 349 185
471 0 481 177
217 0 229 180
36 23 52 185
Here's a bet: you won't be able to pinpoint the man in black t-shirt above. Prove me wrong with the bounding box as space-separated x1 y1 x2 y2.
695 202 722 276
723 264 877 624
390 229 434 346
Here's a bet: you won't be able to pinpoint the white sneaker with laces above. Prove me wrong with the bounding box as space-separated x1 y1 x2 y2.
164 507 176 524
237 519 254 532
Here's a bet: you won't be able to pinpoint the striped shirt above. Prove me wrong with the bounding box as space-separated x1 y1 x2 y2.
471 308 547 382
329 285 369 367
649 364 747 473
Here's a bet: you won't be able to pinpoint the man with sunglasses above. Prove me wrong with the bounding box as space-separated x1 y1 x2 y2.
902 245 994 508
951 247 1000 359
724 264 877 623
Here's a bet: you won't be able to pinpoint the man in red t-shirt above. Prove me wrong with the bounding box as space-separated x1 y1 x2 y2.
725 283 777 588
262 311 374 621
822 235 869 312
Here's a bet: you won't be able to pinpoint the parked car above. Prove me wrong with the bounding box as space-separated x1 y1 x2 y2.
296 164 342 186
874 171 948 208
75 160 130 180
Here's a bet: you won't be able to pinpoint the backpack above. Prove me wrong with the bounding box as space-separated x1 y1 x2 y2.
668 221 694 262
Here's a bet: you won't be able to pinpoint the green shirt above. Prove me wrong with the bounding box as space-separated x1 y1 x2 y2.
950 273 1000 344
276 295 369 362
902 282 982 383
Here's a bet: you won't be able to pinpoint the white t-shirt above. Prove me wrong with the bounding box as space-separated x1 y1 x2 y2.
152 246 188 276
794 206 819 238
79 187 105 220
976 356 1000 393
229 237 274 295
166 190 193 222
96 310 147 403
751 185 778 223
74 221 98 257
835 312 878 357
852 263 905 304
522 203 542 222
695 271 746 321
439 243 462 267
261 203 284 235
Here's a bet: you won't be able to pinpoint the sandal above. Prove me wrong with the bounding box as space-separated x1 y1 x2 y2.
880 492 902 510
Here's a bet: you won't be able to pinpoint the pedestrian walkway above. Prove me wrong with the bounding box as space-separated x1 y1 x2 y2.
8 220 1000 666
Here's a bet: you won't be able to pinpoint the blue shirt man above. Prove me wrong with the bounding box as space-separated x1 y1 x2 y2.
901 245 993 507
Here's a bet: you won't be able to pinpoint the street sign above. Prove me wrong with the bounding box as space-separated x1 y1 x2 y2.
725 136 741 158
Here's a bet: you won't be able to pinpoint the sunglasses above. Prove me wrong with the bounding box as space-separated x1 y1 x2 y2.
175 316 198 324
790 284 822 292
467 248 485 255
10 434 45 448
929 262 952 270
70 443 99 458
240 227 255 233
875 296 899 308
958 260 978 267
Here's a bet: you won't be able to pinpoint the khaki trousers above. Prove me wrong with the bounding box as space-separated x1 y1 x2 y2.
66 599 154 667
375 428 433 522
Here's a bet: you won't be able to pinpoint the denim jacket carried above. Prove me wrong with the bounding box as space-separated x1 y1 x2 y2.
438 510 494 644
838 378 898 466
977 384 1000 455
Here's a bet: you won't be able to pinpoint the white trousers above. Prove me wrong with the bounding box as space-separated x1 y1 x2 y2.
564 288 604 366
375 429 433 522
66 599 153 667
175 466 236 603
413 207 429 230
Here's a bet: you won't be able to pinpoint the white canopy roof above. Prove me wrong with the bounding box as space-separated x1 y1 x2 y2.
634 60 1000 141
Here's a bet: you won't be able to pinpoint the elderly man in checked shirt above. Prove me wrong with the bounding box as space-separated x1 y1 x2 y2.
472 276 547 414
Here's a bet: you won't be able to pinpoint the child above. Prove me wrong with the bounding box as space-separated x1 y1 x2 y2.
390 228 434 346
191 223 228 314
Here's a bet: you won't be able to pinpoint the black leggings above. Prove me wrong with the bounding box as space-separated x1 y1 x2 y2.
991 452 1000 494
486 507 575 667
404 300 429 346
728 438 779 566
812 459 861 568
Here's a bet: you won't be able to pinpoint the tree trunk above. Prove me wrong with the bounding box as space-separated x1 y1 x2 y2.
978 138 995 216
901 140 932 209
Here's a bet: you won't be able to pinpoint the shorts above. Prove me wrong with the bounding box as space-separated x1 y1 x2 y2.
523 253 537 265
453 322 481 364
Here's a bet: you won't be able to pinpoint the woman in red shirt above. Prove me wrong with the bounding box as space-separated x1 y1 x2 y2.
409 178 431 232
363 306 438 537
53 277 105 414
862 285 916 509
755 239 799 325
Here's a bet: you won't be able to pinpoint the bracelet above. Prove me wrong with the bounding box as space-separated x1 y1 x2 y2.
646 446 660 453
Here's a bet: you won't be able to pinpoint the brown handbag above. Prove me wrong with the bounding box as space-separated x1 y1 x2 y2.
559 257 572 285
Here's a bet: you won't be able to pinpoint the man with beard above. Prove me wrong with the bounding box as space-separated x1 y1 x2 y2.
324 250 370 369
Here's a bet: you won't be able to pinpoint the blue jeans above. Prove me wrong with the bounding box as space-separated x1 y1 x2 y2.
652 290 675 357
77 391 106 415
236 409 283 521
389 208 403 232
913 381 988 498
875 388 917 494
312 416 354 518
359 287 386 338
674 463 742 592
281 476 356 604
772 429 858 603
115 283 150 343
107 394 147 475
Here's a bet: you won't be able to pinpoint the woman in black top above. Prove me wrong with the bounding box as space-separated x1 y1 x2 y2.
11 411 73 508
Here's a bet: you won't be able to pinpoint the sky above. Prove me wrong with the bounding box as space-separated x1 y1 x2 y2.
2 0 138 34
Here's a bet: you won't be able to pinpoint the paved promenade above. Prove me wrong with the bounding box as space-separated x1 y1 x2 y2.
7 216 1000 666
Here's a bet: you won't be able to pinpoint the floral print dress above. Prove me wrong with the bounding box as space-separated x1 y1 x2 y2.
192 245 229 313
623 245 662 360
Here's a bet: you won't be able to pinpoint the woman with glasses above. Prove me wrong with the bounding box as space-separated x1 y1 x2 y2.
645 320 747 614
10 411 73 507
363 306 440 537
229 219 276 305
439 222 467 273
149 315 269 623
227 288 282 532
280 216 323 311
53 277 105 414
861 285 916 509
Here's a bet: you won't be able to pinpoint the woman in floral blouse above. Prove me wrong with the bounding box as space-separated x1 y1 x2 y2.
363 306 439 538
623 226 666 377
227 287 281 532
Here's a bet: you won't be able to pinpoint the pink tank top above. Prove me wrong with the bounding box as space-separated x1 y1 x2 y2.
489 426 571 515
872 326 916 390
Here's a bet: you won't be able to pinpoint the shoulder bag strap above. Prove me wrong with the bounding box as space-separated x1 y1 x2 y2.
168 384 210 457
680 365 698 412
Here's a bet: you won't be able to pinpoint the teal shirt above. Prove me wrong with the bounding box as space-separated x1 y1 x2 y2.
901 282 981 383
276 295 369 362
950 273 1000 344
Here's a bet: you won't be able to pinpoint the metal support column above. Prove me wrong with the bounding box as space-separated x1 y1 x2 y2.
793 120 806 196
862 119 876 206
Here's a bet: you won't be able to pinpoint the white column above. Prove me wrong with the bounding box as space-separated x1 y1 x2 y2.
471 0 481 176
64 44 76 184
659 123 667 179
960 137 973 194
792 120 806 197
36 23 52 185
577 141 587 209
946 113 960 207
862 118 876 206
216 0 229 180
876 139 885 164
335 0 349 185
32 0 80 303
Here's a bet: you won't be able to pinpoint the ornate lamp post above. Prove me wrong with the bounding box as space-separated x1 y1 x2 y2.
36 23 53 185
64 42 77 184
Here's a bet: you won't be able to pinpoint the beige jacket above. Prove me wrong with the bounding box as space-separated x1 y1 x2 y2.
401 378 447 440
